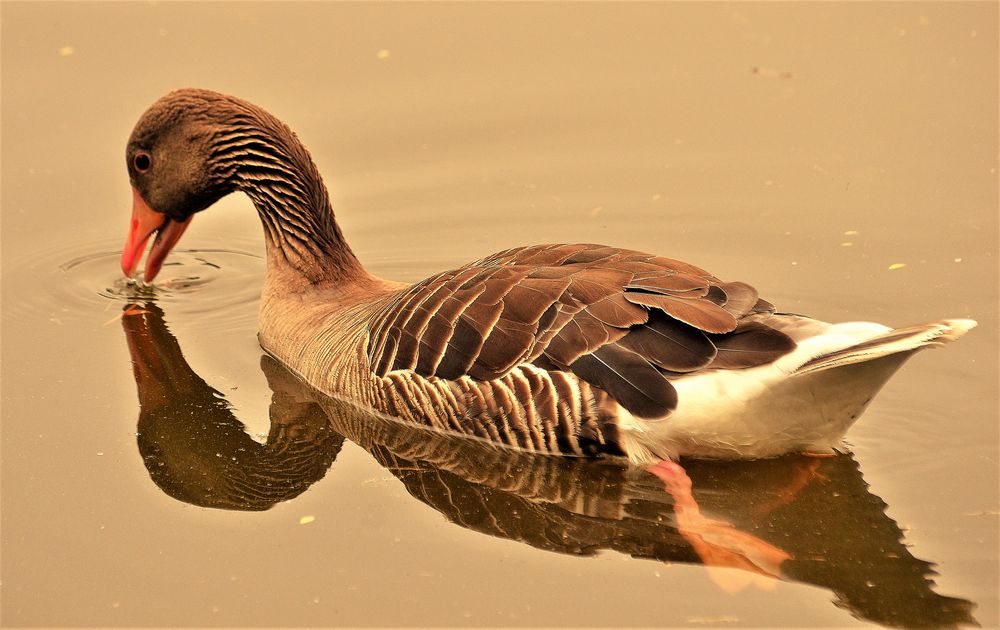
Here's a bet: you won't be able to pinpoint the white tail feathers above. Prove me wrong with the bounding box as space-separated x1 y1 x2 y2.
939 318 979 341
793 318 978 376
619 317 978 463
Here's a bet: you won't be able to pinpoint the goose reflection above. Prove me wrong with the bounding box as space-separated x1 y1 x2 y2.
121 302 976 628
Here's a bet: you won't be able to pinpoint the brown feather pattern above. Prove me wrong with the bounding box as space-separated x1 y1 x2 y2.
372 365 626 457
367 243 795 437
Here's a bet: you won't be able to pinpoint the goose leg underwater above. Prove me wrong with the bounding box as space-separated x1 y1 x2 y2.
119 88 977 470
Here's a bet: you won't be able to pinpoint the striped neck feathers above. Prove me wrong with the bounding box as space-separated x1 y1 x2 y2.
206 103 364 285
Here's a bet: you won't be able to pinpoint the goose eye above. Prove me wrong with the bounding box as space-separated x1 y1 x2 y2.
134 152 152 172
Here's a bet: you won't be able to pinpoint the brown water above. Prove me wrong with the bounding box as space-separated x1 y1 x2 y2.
2 2 997 627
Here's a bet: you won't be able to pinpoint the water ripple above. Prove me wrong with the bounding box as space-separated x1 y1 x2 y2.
6 237 265 333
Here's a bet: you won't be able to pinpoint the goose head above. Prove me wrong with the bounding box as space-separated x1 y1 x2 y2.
121 90 240 281
121 89 357 284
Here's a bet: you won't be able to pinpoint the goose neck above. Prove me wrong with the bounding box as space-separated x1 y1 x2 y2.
212 123 365 286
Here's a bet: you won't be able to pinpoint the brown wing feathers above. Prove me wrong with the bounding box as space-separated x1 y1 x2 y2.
707 321 797 370
568 345 678 418
367 244 794 419
616 314 718 372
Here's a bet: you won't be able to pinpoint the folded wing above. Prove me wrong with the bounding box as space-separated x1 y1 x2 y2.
367 244 794 419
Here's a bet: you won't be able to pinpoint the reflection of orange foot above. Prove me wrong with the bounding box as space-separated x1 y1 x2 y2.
752 456 828 518
647 460 791 592
647 460 692 497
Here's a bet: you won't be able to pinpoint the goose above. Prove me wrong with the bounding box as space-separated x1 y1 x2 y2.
120 88 977 465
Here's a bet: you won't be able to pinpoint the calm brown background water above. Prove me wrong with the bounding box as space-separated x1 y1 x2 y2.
2 2 997 627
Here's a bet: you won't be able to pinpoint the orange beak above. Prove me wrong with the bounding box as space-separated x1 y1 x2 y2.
120 187 193 282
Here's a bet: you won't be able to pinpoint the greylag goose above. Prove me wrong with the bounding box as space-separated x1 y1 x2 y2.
120 89 976 464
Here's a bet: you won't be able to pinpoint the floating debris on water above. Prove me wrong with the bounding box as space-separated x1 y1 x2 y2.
964 509 999 517
687 615 739 624
751 66 793 79
888 263 907 270
376 49 391 60
58 46 74 57
299 515 315 525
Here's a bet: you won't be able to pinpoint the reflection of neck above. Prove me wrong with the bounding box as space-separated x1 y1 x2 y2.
124 303 345 511
136 377 344 511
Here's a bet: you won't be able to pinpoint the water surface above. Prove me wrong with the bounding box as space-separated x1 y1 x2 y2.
2 3 997 627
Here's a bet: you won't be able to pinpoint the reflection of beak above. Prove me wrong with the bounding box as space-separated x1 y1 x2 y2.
120 187 192 282
120 303 172 409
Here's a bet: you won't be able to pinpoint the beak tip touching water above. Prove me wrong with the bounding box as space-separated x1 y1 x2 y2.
120 221 147 279
122 187 164 281
121 188 192 283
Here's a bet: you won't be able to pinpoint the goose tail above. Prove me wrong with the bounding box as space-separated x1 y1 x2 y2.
792 318 977 376
618 317 977 463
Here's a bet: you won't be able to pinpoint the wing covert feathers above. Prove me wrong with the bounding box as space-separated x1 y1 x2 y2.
367 243 795 419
